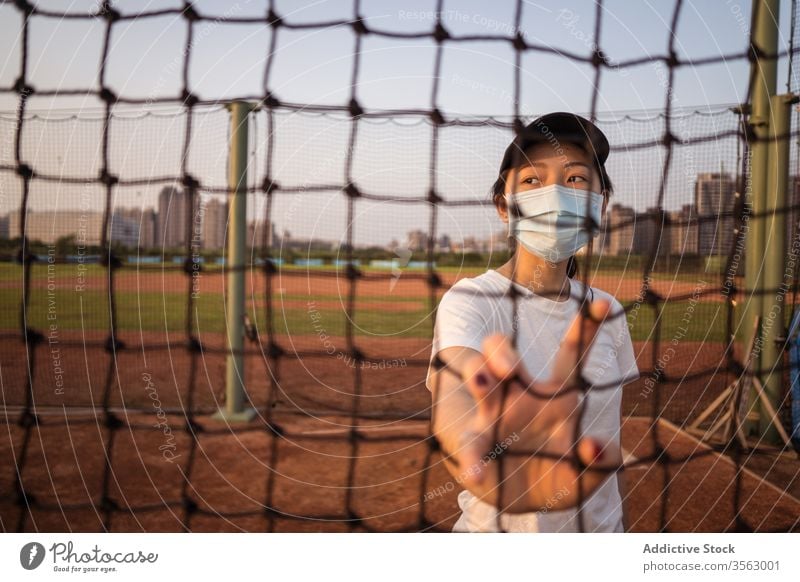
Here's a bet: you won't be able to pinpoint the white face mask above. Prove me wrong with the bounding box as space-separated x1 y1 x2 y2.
504 184 604 263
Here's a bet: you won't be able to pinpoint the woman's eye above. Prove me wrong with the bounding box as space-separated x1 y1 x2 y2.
567 175 588 183
521 176 540 185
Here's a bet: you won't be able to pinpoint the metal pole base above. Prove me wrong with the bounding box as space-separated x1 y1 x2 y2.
211 407 258 423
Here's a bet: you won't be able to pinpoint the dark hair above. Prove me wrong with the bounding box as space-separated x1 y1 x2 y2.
491 151 614 279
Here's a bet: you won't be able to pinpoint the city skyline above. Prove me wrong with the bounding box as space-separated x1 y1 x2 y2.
0 103 762 249
4 170 799 258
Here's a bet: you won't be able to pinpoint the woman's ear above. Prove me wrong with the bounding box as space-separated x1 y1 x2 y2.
497 195 509 223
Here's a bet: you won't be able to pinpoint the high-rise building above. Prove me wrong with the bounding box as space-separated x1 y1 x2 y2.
140 208 156 249
8 209 138 247
695 172 735 256
668 204 698 256
606 203 636 255
10 209 85 243
406 229 430 252
202 197 228 250
634 207 670 257
115 206 156 249
246 219 276 249
109 212 139 248
596 213 610 255
157 185 191 249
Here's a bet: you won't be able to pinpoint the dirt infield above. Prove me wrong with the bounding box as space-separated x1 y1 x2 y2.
251 298 424 312
2 324 798 532
1 412 796 532
0 298 800 531
0 329 733 421
621 418 799 532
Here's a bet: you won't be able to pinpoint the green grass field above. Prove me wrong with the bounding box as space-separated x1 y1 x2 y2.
3 287 737 342
0 261 739 343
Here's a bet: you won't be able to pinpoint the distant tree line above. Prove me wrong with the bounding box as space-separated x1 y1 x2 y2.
0 236 733 275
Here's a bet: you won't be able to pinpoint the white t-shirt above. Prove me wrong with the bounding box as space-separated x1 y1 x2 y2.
426 269 640 533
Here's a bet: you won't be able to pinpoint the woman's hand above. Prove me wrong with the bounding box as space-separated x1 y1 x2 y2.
443 299 622 514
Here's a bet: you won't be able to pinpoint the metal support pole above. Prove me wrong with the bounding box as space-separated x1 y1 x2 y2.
214 101 256 423
759 92 797 441
742 0 779 435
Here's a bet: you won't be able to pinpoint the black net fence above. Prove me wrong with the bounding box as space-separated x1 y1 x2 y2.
1 0 799 533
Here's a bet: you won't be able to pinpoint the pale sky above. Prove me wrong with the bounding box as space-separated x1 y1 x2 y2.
1 0 797 247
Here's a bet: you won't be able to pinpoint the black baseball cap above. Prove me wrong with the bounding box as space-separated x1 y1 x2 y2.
498 112 610 175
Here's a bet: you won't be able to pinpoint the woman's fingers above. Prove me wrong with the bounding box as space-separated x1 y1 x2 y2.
461 353 504 425
453 321 623 510
480 333 534 387
576 436 622 468
549 299 613 387
572 436 623 496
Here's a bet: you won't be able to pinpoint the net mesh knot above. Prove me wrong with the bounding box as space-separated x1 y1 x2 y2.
182 3 200 22
266 8 282 27
97 1 120 22
433 22 450 43
99 87 117 105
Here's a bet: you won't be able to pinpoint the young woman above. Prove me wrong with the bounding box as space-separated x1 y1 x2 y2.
426 112 640 533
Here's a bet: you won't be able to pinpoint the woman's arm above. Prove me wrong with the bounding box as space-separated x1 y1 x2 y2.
428 345 485 475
